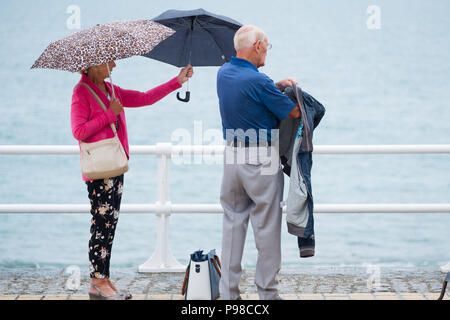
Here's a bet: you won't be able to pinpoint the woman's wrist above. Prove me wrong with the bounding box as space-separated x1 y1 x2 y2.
173 76 183 88
177 75 185 85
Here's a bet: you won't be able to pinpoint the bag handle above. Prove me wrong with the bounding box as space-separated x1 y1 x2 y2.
181 264 190 296
210 256 221 278
75 83 118 135
438 278 448 300
214 254 221 269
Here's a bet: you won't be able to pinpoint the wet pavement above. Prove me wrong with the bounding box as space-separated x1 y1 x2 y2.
0 266 448 300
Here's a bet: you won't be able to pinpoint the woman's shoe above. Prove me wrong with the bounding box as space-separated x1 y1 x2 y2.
106 279 132 300
89 283 127 300
122 291 132 300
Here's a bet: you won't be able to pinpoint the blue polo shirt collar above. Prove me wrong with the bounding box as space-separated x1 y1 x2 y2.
230 56 258 72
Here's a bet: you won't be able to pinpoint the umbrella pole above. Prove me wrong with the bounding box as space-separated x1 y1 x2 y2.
176 54 191 102
176 25 193 103
106 62 116 99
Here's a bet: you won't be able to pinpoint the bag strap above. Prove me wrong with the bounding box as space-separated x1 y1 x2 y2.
438 278 448 300
181 264 190 296
210 257 221 278
75 82 117 135
214 255 222 269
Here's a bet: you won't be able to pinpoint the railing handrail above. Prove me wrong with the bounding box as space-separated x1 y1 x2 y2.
1 144 450 154
0 203 449 214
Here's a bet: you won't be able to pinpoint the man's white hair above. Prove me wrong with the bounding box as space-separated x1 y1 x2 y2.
234 25 266 51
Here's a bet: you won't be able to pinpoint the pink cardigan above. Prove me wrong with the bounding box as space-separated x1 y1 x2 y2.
71 74 181 181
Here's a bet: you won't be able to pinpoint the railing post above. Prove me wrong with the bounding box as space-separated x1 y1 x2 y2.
138 143 185 273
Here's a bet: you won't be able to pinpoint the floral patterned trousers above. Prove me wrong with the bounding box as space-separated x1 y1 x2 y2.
86 174 124 279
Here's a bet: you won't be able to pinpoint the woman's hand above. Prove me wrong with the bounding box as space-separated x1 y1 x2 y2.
177 64 194 85
109 98 123 116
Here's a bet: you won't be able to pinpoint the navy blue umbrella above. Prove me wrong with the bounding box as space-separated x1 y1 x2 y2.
144 8 242 102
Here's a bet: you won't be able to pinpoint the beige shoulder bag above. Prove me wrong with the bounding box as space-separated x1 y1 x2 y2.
76 82 129 180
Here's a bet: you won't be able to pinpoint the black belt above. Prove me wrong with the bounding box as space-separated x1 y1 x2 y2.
226 140 272 148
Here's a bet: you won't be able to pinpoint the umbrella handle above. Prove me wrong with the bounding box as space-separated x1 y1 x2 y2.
177 90 190 102
177 67 190 102
106 63 115 99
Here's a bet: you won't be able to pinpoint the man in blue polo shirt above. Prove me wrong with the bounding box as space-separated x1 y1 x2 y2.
217 25 301 300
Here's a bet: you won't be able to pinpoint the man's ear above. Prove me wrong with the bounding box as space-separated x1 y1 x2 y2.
254 40 261 52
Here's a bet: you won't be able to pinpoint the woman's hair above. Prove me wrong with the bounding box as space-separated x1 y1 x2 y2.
233 25 266 51
78 69 88 75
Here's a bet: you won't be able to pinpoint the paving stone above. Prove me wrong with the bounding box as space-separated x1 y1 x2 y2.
373 292 400 300
112 277 134 292
42 294 69 300
298 294 324 300
423 292 440 300
297 285 315 293
348 293 375 300
398 293 426 300
16 295 43 300
280 294 298 300
390 278 410 292
408 280 429 292
69 294 89 300
0 295 17 300
324 294 350 300
147 294 171 300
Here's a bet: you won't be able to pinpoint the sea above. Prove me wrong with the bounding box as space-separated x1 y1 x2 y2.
0 0 449 277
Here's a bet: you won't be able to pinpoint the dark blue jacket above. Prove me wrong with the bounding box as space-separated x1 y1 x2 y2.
279 86 325 258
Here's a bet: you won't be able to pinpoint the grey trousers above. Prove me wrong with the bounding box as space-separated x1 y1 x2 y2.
219 146 284 300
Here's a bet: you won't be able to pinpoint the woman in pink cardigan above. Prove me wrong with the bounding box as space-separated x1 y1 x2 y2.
71 60 193 300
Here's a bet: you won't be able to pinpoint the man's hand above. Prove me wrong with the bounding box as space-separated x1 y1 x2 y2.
276 78 298 91
288 104 301 119
177 64 194 85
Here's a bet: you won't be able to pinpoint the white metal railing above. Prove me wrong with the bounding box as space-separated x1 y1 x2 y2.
1 143 450 273
2 144 450 154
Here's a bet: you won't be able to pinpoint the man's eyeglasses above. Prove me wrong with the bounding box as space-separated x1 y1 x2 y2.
253 41 272 50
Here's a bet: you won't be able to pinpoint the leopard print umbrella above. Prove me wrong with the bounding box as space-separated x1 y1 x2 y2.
31 20 175 72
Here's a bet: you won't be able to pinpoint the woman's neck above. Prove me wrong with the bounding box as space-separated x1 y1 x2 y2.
87 73 106 91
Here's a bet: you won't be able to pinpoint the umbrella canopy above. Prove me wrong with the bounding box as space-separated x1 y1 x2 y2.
144 8 242 67
31 20 175 73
